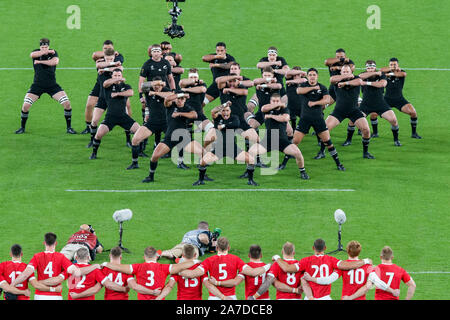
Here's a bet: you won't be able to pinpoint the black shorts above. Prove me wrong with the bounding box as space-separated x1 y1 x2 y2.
360 100 391 116
328 84 337 101
213 139 242 160
384 96 409 111
27 83 63 97
144 122 167 134
288 103 302 120
206 81 220 99
162 128 191 150
295 117 328 135
261 131 291 152
330 107 365 123
102 113 136 131
89 82 100 97
95 97 108 110
237 115 251 131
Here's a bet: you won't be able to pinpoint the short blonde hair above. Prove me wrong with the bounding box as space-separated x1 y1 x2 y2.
346 240 362 258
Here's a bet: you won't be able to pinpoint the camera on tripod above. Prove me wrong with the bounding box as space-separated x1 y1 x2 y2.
164 0 185 39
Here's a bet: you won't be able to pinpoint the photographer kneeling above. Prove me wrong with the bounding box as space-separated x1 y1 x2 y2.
61 224 104 262
161 221 221 260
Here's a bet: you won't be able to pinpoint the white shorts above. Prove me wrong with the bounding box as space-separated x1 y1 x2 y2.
208 295 237 300
34 294 63 300
60 243 91 261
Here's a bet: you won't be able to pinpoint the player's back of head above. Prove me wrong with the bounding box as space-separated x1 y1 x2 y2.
110 246 122 259
182 244 197 260
44 232 57 247
346 240 362 258
380 246 394 261
313 239 326 252
217 237 230 252
75 247 90 262
248 244 262 259
144 246 158 259
282 242 295 257
10 244 22 258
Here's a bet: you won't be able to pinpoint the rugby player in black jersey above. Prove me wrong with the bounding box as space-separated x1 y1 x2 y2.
324 48 356 107
245 67 282 130
87 48 126 148
126 78 173 169
81 40 124 135
192 103 259 186
142 92 204 183
381 58 422 139
246 47 290 117
277 67 307 170
15 38 76 135
201 42 235 107
89 69 140 160
179 69 216 150
321 65 375 159
356 60 401 146
161 41 183 90
248 94 310 180
293 68 345 171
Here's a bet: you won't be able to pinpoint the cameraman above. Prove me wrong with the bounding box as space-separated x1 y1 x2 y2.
61 224 104 262
161 221 220 260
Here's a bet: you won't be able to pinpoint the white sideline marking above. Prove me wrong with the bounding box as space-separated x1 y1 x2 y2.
65 188 355 193
2 67 450 71
408 271 450 274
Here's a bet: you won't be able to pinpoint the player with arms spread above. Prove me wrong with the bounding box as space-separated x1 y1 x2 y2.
192 102 260 186
381 57 422 139
15 38 76 135
89 69 140 160
156 244 228 300
208 244 271 300
102 246 195 300
201 42 236 107
320 64 375 159
142 92 204 183
303 240 400 300
126 77 173 170
179 237 271 300
373 246 416 300
10 232 98 300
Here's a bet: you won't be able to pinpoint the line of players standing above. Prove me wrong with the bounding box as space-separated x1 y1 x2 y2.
16 39 422 185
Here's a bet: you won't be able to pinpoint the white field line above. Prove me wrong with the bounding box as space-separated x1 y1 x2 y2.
1 67 450 71
65 188 355 192
408 271 450 274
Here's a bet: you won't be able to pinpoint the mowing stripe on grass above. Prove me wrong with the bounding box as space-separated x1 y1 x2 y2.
66 188 356 192
2 67 450 71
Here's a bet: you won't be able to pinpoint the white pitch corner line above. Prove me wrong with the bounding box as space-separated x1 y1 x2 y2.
65 188 356 192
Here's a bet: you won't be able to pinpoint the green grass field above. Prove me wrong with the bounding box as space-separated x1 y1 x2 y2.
0 0 449 300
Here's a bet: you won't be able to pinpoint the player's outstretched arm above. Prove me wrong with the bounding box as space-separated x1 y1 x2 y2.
203 278 229 300
178 266 205 279
271 256 298 273
248 274 275 300
0 281 31 297
330 74 354 84
342 283 369 300
102 263 133 274
274 279 302 295
155 278 175 300
34 274 65 287
405 278 416 300
76 264 101 276
240 264 271 277
337 258 372 271
303 271 340 285
69 283 103 300
367 272 400 297
169 260 196 274
127 278 161 296
209 275 243 288
10 266 34 286
301 277 314 300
